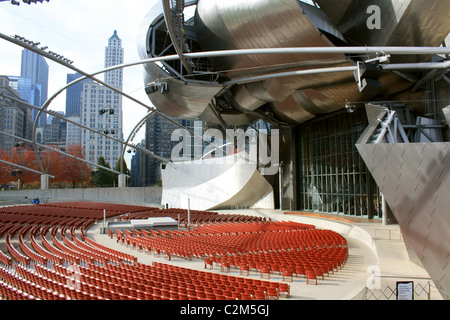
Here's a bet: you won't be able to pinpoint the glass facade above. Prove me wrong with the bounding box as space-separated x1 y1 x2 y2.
297 107 382 219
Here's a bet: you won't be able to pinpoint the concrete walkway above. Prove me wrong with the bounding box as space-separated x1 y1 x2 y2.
86 209 442 300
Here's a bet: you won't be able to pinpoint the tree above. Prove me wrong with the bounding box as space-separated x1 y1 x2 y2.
0 149 12 185
60 144 92 188
8 146 39 187
92 156 115 187
40 147 64 183
113 157 131 186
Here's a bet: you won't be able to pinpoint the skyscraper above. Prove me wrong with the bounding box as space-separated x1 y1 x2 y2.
66 72 89 118
143 114 199 186
81 31 124 169
0 76 32 150
20 49 49 126
104 30 124 90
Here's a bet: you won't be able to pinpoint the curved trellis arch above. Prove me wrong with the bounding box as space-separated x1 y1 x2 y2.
2 32 450 179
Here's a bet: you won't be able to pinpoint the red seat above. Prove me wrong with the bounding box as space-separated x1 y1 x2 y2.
306 270 317 285
266 287 279 300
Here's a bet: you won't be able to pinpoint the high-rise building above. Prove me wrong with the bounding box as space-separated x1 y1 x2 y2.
7 76 40 110
104 30 124 90
142 114 199 186
81 31 124 169
66 116 82 147
66 73 90 118
130 139 146 187
0 76 33 150
20 49 49 126
5 76 35 140
36 111 67 148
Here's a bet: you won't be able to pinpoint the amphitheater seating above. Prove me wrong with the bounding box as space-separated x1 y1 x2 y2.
119 220 348 285
0 201 348 300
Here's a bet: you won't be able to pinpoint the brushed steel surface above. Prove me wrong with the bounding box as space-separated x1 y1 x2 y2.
142 61 223 119
317 0 450 62
193 0 360 123
139 1 223 120
161 152 274 210
357 142 450 300
138 0 450 126
357 105 450 299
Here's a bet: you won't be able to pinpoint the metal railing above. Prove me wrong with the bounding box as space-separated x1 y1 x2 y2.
363 281 432 300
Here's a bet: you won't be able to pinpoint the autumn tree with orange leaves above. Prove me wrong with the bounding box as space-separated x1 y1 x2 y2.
0 148 13 185
60 144 92 187
0 144 92 188
6 145 40 188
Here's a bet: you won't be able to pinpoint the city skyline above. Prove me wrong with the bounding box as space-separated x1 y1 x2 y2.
0 0 160 165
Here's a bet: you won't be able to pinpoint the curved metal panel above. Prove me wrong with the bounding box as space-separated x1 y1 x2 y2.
194 0 363 122
139 0 450 126
357 141 450 300
317 0 450 63
273 95 315 124
195 0 345 72
161 152 274 210
142 60 223 119
138 1 165 59
138 1 223 120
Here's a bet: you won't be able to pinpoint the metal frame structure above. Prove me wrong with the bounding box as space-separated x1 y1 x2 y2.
2 24 449 187
0 131 118 176
297 107 382 219
0 159 54 179
0 92 132 176
138 0 450 127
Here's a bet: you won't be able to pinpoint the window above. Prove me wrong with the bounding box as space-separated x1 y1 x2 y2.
297 108 381 219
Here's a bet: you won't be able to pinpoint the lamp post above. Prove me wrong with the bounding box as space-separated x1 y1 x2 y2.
1 0 51 6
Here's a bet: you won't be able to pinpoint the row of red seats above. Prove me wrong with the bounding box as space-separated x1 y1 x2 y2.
197 220 314 235
115 208 265 226
119 220 348 286
30 227 64 265
150 261 290 300
77 227 137 264
6 233 31 267
0 202 295 300
42 201 152 214
124 224 346 258
39 226 81 265
13 264 100 300
20 257 289 301
0 265 53 300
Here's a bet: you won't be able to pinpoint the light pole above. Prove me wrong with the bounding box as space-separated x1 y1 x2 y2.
1 0 51 6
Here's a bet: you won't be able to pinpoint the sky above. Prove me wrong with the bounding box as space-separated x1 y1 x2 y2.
0 0 160 166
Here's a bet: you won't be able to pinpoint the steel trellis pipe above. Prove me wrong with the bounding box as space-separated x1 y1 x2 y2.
0 130 127 177
0 159 55 178
0 92 165 167
3 30 450 172
119 110 156 175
